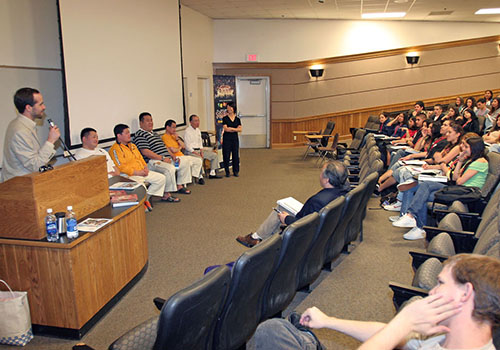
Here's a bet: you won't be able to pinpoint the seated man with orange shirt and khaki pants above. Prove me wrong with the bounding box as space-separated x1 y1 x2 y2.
109 123 179 203
162 119 204 185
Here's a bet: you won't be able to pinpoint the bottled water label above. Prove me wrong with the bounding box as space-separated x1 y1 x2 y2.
46 222 58 242
66 218 78 239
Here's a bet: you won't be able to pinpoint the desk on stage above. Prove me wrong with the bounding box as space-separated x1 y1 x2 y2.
0 157 148 339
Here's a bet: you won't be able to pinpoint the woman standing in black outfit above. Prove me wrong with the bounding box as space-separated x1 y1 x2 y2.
222 103 242 177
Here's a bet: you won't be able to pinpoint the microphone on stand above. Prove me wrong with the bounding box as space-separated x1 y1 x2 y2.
47 118 77 161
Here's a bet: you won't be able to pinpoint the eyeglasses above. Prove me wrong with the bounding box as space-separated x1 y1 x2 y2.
38 164 54 173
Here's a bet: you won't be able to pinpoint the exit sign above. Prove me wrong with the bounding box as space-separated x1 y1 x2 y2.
246 54 258 62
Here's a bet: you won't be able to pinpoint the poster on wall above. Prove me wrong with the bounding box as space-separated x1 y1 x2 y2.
213 75 236 147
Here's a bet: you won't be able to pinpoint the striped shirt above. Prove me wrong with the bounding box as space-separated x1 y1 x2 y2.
133 129 170 162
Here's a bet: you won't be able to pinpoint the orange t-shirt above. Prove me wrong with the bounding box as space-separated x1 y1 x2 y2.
162 134 184 157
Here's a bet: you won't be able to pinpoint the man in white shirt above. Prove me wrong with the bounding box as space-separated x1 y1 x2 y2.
1 87 60 182
253 254 499 350
74 128 120 178
183 114 221 179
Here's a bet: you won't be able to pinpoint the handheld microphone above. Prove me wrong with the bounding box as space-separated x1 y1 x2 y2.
47 118 56 128
46 117 77 161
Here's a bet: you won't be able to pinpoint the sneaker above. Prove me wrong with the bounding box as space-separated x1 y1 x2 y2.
388 215 401 222
403 227 426 240
383 201 402 212
397 179 417 192
392 214 417 228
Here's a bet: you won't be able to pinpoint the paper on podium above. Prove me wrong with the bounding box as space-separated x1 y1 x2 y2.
276 197 303 216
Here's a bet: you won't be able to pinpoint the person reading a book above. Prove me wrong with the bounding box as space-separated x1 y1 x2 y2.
75 128 120 178
251 253 499 350
236 161 350 248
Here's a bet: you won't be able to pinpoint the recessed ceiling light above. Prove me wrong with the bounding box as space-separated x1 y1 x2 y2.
475 8 500 15
362 12 406 19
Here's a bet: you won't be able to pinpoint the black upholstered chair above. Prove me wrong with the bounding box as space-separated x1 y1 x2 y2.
260 213 320 321
108 265 231 350
213 234 282 350
322 183 365 269
297 196 346 292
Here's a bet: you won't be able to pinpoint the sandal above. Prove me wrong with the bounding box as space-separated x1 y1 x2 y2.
177 187 191 195
161 196 180 202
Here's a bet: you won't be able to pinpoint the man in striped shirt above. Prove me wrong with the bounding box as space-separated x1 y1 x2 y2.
133 112 193 197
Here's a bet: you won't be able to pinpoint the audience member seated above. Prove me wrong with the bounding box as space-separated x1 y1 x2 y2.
410 100 425 118
386 112 407 138
458 108 480 135
484 97 500 132
235 161 350 248
443 106 458 122
430 104 445 123
251 254 499 350
74 127 120 178
460 97 475 116
183 114 221 179
377 113 393 136
109 124 176 203
133 112 192 197
483 115 500 146
475 98 490 119
393 137 488 240
450 96 465 115
162 119 205 185
378 120 446 193
484 90 494 108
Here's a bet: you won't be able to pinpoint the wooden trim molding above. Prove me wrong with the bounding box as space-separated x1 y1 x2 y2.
213 35 500 70
271 88 500 147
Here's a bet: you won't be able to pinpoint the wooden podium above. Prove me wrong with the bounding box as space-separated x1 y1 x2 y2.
0 157 148 338
0 156 109 240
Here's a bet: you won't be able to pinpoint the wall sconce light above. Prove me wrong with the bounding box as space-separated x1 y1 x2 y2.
309 65 324 78
406 52 420 65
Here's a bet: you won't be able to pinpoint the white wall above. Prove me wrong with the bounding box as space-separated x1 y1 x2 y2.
213 19 500 63
0 0 65 165
181 5 215 131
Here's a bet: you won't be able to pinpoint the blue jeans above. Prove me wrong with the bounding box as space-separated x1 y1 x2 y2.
389 149 409 169
407 181 446 228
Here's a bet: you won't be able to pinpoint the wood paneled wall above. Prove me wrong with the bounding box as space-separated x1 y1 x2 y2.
271 90 499 147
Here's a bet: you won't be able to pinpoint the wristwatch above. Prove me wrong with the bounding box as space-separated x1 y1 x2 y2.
161 156 165 161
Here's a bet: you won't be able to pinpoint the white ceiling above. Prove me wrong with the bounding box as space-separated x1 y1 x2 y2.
181 0 500 22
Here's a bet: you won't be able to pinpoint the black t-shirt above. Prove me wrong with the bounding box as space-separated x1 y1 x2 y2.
222 116 241 141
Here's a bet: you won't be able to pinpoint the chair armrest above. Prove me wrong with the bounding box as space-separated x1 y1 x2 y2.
389 281 429 310
409 250 449 271
154 297 166 310
423 226 476 253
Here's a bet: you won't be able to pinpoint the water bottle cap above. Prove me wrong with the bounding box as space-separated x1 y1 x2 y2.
47 208 53 213
67 206 73 210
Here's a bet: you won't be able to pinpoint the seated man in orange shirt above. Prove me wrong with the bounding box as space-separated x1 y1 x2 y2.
109 124 179 203
162 119 204 185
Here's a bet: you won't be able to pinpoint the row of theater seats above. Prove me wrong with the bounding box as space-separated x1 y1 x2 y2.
100 135 383 350
389 187 500 309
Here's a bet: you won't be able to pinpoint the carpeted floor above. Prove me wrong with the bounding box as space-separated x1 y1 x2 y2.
4 148 429 350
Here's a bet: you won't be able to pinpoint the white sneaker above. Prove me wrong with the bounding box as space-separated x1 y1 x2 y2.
403 227 426 240
383 201 402 212
388 215 401 222
392 214 417 228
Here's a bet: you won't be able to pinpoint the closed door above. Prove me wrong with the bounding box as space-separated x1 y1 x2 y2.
236 77 270 148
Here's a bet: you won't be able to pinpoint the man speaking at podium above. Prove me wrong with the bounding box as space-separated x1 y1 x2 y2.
1 87 60 182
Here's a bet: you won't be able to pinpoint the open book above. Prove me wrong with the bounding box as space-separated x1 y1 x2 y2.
276 197 304 216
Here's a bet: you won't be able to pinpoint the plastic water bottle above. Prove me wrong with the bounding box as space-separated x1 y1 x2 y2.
66 206 79 240
174 158 179 168
45 208 59 242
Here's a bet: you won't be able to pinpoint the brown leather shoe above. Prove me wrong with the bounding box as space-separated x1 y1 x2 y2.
236 233 261 248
